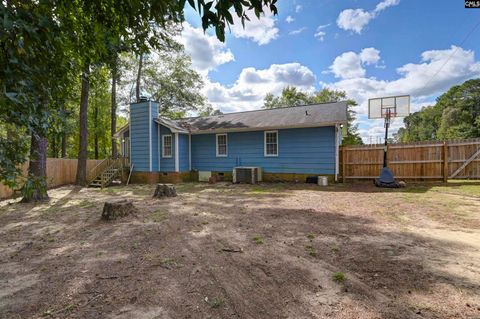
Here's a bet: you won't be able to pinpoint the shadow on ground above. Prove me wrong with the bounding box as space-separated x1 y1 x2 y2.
0 183 479 319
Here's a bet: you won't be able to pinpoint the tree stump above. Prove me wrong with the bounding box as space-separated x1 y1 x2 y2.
153 183 177 198
101 200 138 221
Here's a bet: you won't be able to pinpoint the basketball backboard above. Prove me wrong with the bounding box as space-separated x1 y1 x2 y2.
368 95 410 119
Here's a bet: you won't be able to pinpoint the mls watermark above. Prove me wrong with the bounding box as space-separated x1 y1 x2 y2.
465 0 480 8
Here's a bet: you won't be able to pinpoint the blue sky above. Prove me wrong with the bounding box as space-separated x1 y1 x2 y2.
180 0 480 142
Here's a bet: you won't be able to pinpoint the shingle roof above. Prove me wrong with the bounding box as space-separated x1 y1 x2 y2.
179 101 348 133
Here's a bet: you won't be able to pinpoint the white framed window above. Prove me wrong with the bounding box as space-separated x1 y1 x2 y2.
264 130 278 156
162 134 172 158
216 133 228 157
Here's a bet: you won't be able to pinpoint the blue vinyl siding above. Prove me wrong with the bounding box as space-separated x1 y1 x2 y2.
191 127 336 174
152 117 159 172
130 101 158 172
159 125 175 172
179 134 190 172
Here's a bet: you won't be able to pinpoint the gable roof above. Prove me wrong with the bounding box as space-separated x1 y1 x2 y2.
180 101 348 133
115 101 348 136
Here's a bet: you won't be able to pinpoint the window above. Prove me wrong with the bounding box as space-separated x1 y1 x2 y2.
216 134 228 157
264 131 278 156
162 135 172 158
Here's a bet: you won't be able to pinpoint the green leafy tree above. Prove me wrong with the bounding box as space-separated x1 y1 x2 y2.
199 105 223 117
69 0 278 185
396 79 480 142
1 0 279 197
264 86 310 108
1 2 76 201
263 87 363 145
121 48 205 117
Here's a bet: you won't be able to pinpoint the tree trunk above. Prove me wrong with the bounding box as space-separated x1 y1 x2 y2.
75 64 90 186
22 130 49 202
61 132 67 158
136 53 143 102
61 104 67 158
50 135 57 158
94 104 99 160
111 59 118 158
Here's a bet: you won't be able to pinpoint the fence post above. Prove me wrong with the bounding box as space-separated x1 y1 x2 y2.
342 147 346 183
442 141 448 182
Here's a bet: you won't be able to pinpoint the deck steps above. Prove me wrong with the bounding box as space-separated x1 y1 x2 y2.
88 159 124 188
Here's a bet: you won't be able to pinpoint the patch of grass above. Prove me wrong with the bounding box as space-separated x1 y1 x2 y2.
64 303 77 312
331 245 340 253
148 210 168 223
333 271 346 283
306 233 315 240
96 251 104 257
211 298 224 309
252 235 264 245
78 200 96 208
143 253 155 261
201 221 209 225
160 258 178 269
305 245 317 257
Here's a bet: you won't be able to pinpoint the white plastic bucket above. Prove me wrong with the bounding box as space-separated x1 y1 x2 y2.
318 176 328 186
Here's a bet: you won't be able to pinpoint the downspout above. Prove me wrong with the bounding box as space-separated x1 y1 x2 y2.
335 124 339 182
175 133 179 172
149 101 152 172
158 124 160 172
188 134 192 171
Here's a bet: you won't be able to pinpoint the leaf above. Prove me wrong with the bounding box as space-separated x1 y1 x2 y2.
215 25 225 42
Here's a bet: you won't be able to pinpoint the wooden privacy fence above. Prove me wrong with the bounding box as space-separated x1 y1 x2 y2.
341 138 480 181
0 158 103 199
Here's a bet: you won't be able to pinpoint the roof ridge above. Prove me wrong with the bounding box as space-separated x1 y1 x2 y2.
181 101 346 120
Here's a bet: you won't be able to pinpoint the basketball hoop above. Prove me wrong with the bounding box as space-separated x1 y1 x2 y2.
368 95 410 187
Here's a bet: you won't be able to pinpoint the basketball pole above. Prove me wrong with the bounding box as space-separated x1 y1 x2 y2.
383 109 391 168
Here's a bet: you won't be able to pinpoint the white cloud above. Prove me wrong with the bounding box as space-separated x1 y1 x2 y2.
314 31 326 41
314 24 330 41
329 48 381 79
322 46 480 137
230 10 279 45
289 27 307 35
295 5 303 13
337 9 373 34
179 22 234 75
285 15 294 23
337 0 400 34
375 0 400 12
322 45 480 141
359 47 381 65
203 63 316 112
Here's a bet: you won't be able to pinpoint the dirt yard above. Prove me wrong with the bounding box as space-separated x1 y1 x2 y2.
1 181 479 319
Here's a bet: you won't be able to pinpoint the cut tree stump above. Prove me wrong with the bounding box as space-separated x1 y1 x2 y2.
153 183 177 198
101 200 138 221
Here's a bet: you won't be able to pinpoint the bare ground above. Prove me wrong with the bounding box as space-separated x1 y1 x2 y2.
0 181 479 319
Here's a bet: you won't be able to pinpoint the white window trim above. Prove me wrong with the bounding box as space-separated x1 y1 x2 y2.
216 133 228 157
264 130 278 157
162 134 173 158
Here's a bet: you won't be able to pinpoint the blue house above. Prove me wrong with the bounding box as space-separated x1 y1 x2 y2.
115 100 347 183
